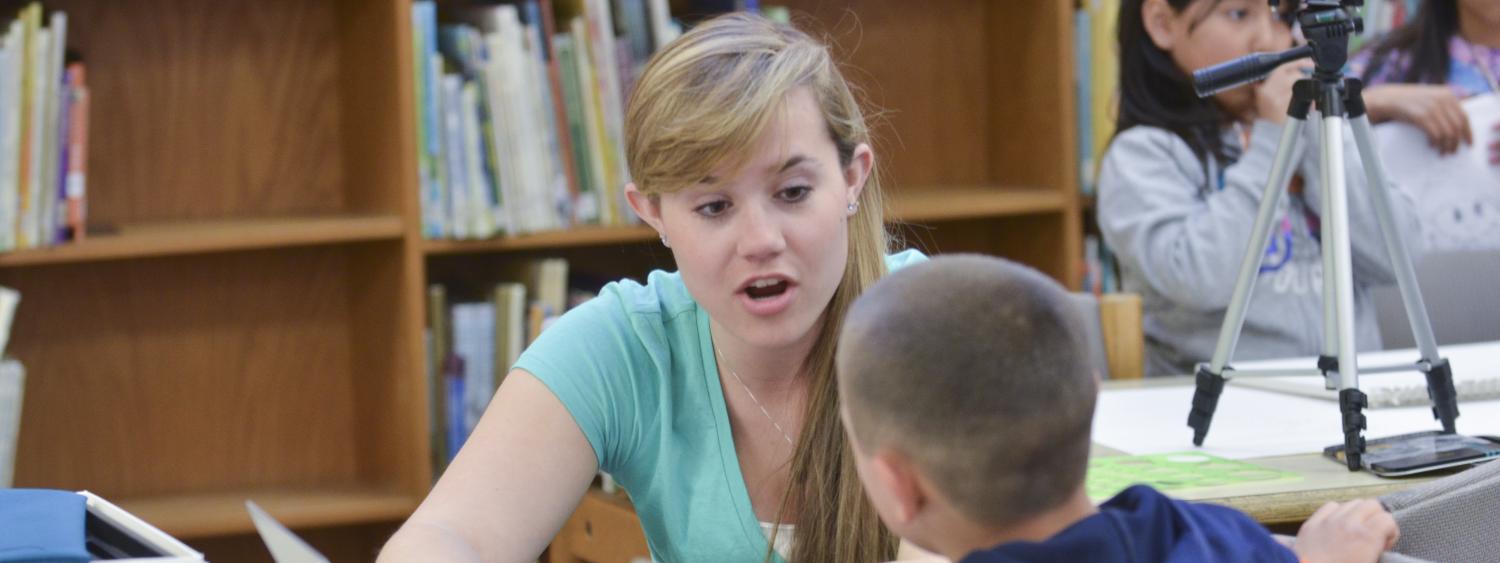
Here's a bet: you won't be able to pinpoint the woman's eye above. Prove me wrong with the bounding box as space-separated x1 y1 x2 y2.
1226 8 1249 21
779 186 812 202
695 200 730 217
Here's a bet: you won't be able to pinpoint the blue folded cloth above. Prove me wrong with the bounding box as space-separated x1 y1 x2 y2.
0 489 90 562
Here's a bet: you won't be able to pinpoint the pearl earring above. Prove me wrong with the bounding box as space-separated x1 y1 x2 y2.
846 201 859 215
660 235 671 248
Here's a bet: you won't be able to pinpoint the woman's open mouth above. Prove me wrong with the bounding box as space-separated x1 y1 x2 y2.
738 276 796 316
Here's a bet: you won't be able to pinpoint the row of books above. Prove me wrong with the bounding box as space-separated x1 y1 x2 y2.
1351 0 1422 53
1081 234 1119 296
410 0 679 241
425 258 593 472
1072 0 1423 198
1 3 89 252
1074 0 1117 198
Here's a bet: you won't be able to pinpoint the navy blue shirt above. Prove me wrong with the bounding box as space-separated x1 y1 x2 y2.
960 485 1298 563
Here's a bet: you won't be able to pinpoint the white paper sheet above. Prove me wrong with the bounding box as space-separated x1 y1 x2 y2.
1374 94 1500 252
1093 384 1500 459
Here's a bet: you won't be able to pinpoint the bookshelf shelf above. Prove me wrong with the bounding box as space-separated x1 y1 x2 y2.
118 488 421 539
422 224 659 256
0 215 405 267
420 189 1068 258
888 188 1070 223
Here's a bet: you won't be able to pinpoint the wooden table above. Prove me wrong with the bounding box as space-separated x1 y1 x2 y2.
1090 442 1446 527
1095 376 1465 528
551 352 1496 561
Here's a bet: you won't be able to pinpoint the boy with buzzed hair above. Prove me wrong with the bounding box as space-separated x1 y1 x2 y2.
837 254 1399 563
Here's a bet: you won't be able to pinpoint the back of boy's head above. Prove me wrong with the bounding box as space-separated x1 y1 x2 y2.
837 254 1098 527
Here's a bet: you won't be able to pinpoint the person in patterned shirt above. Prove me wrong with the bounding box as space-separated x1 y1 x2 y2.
1353 0 1500 160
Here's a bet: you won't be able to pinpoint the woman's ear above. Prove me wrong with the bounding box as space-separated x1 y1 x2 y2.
843 143 874 206
1142 0 1179 51
625 182 666 236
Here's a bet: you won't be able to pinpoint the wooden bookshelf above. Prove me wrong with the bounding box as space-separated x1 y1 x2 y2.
779 0 1083 284
120 488 420 539
3 0 425 559
2 0 1082 560
0 215 404 267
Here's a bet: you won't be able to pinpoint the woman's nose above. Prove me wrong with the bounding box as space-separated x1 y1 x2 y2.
734 203 786 261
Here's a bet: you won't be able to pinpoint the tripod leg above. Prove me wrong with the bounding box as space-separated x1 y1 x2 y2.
1318 112 1338 390
1344 81 1458 433
1321 175 1339 391
1316 95 1367 469
1190 116 1308 446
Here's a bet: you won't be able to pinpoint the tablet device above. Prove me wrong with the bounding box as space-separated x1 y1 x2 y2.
1324 430 1500 477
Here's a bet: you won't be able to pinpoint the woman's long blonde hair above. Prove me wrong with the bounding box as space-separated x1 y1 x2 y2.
625 11 896 563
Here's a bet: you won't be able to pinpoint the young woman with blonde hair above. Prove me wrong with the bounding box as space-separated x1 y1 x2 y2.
381 11 920 562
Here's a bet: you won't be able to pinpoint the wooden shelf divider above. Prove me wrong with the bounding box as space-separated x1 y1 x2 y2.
422 187 1068 257
887 187 1069 223
0 215 405 268
118 488 421 540
423 224 659 256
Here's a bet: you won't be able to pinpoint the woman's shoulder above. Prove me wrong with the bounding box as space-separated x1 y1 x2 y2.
885 248 927 271
529 270 696 363
594 269 698 321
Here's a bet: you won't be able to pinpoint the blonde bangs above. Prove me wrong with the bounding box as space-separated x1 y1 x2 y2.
626 17 829 195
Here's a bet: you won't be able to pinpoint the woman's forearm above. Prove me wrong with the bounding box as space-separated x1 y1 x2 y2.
378 520 487 563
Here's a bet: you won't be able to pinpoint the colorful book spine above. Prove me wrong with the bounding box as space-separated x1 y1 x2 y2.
1088 0 1119 176
444 354 466 461
62 62 85 242
413 1 447 239
15 5 39 249
536 0 586 225
51 55 68 244
1075 7 1093 196
1 21 24 251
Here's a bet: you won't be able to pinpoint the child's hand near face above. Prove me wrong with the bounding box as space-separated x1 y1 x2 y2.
1254 61 1316 124
1293 499 1399 563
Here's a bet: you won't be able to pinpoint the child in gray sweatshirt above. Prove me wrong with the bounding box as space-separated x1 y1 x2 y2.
1099 0 1424 376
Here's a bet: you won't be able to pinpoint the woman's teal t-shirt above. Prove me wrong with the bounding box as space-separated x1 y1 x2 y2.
514 249 926 562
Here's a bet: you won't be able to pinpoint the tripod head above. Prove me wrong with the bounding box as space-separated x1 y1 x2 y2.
1193 0 1365 97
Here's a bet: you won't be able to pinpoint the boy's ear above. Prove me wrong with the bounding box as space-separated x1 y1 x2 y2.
870 449 928 526
1142 0 1179 51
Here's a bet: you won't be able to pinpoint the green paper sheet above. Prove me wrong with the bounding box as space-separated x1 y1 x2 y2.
1087 452 1300 501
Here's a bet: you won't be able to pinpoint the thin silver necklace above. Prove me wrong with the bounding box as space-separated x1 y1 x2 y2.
714 346 796 446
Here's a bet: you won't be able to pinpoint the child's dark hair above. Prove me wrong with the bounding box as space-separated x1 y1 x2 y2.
1358 0 1459 86
1116 0 1232 167
1114 0 1295 168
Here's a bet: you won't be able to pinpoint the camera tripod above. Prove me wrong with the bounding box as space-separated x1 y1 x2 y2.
1184 0 1458 471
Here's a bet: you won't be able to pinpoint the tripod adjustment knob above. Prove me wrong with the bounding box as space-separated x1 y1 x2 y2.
1343 412 1367 433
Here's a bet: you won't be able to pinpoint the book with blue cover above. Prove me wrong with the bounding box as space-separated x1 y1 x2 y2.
0 489 89 562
